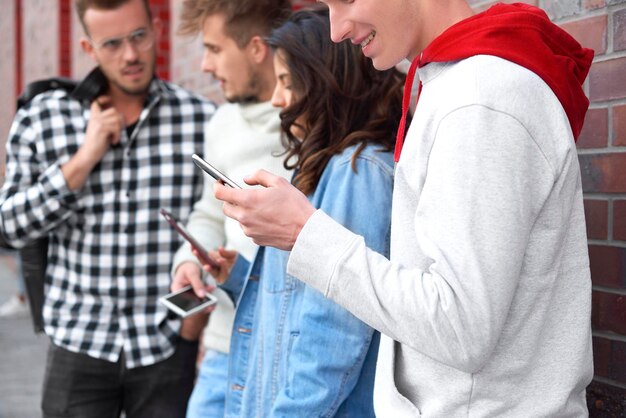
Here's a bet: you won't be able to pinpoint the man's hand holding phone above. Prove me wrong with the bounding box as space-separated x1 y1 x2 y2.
170 262 216 341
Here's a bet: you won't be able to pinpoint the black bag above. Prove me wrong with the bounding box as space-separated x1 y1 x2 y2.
2 77 77 333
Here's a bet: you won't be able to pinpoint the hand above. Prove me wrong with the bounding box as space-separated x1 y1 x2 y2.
213 170 316 250
193 247 238 284
173 262 216 341
172 261 214 297
82 96 124 165
61 96 124 190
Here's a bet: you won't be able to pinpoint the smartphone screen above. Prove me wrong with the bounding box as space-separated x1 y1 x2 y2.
160 208 220 269
192 154 242 189
159 285 217 317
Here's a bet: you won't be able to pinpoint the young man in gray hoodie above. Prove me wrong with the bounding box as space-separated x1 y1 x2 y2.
212 0 595 416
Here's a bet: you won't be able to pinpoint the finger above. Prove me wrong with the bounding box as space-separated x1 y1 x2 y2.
243 169 279 187
185 270 206 298
202 304 216 315
213 181 244 206
217 247 238 259
95 95 112 110
221 200 243 223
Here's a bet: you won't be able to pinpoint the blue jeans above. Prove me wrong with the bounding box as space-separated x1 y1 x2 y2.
186 349 228 418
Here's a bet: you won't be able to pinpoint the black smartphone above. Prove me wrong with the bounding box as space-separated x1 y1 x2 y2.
160 208 220 269
192 154 242 189
159 285 217 317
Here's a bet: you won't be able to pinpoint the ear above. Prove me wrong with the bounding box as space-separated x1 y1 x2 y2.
80 37 98 63
247 35 270 64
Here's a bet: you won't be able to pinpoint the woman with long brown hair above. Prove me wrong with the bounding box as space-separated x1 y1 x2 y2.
204 8 404 416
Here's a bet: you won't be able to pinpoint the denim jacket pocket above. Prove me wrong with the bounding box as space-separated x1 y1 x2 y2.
263 272 300 293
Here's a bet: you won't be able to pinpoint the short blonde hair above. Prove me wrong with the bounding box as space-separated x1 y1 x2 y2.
178 0 291 48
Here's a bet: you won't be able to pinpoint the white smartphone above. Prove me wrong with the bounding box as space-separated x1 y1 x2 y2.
160 208 220 269
159 285 218 317
192 153 242 189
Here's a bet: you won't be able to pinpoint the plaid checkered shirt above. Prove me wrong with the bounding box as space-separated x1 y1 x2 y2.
0 69 216 368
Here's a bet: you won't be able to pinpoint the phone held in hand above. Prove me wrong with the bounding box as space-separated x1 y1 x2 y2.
159 285 217 317
192 153 243 189
159 208 220 269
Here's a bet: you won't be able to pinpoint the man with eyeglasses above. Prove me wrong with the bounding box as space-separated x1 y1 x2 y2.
0 0 215 417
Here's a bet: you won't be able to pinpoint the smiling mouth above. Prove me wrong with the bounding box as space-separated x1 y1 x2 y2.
361 31 376 49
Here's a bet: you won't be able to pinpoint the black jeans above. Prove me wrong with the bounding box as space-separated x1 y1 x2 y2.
41 339 198 418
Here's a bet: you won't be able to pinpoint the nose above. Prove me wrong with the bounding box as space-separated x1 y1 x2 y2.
201 51 216 75
121 39 140 61
328 6 350 43
270 85 285 109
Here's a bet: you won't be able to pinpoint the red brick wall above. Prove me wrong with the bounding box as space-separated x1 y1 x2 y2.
59 0 71 77
150 0 171 80
550 2 626 415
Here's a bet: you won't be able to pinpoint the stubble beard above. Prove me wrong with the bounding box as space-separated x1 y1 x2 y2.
225 70 265 104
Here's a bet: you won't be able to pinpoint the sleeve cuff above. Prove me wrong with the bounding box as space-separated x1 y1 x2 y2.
41 163 83 206
287 209 358 297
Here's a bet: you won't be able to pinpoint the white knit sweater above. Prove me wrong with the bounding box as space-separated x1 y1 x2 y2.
173 101 291 353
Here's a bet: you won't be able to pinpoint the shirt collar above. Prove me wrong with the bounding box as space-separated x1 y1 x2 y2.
70 67 163 105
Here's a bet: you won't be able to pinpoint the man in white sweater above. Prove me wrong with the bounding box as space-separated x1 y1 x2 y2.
171 1 292 416
213 0 595 416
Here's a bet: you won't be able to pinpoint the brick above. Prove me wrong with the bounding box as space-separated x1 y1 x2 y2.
587 379 626 416
544 0 582 20
591 337 626 383
592 290 626 334
589 57 626 102
583 0 606 10
584 199 608 239
615 8 626 51
560 14 607 55
588 245 626 289
578 108 608 148
592 337 611 377
615 105 626 146
614 200 626 241
579 153 626 193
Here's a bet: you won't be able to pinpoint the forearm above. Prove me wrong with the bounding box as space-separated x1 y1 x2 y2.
0 162 79 247
60 147 100 191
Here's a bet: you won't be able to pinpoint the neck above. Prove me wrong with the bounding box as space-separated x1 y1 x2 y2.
109 85 147 125
407 0 474 61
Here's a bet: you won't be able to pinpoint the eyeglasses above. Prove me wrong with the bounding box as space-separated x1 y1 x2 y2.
89 28 154 56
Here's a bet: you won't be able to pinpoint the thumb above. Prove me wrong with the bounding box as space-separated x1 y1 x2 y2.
243 169 280 188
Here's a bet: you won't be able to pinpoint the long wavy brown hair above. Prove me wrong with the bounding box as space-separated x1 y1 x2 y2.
266 8 405 196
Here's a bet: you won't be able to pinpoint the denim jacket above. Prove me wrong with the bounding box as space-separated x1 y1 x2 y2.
220 144 394 417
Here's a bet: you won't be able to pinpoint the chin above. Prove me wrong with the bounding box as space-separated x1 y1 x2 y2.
371 56 400 71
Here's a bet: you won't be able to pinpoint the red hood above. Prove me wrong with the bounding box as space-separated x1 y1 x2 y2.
420 3 594 140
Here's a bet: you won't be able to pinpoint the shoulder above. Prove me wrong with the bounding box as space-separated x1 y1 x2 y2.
327 144 395 178
14 88 79 125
